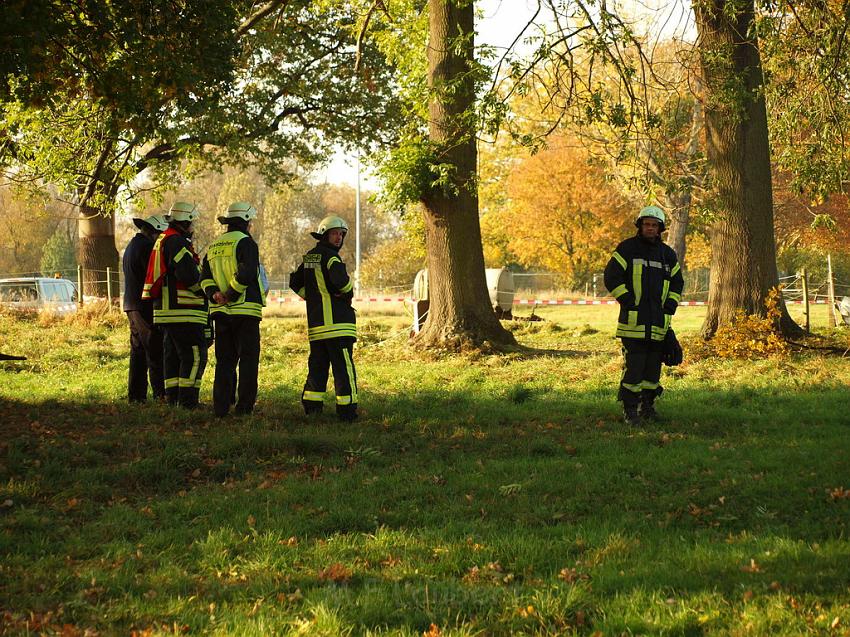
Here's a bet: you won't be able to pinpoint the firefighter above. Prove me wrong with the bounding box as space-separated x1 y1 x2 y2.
603 205 684 426
123 213 168 402
289 215 358 421
142 201 209 409
200 202 266 417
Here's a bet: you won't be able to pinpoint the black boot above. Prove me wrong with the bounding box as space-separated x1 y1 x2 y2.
639 390 660 422
303 400 323 416
336 403 358 422
623 404 641 427
178 387 200 410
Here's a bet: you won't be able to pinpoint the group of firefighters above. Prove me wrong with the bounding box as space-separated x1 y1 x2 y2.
122 202 359 421
122 202 681 427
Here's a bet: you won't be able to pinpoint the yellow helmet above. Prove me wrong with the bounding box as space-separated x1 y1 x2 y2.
166 201 200 222
218 201 258 224
310 215 349 240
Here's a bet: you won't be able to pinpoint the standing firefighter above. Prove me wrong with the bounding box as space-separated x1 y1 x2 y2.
604 206 684 426
289 215 358 421
142 202 209 409
123 213 168 402
200 202 266 417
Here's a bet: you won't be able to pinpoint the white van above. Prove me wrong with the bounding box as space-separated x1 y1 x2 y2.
0 277 79 315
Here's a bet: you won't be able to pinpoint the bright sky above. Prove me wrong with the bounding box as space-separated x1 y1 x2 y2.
317 0 694 188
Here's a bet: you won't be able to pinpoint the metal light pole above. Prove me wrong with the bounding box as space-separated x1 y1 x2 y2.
355 153 361 297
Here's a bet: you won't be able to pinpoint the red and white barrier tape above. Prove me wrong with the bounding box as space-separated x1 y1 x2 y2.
267 295 828 306
269 295 408 303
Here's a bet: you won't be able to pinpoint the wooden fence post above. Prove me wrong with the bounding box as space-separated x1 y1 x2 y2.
828 254 837 327
106 267 112 309
77 265 83 305
801 268 809 333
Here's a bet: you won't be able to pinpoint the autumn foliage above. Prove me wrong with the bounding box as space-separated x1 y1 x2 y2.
481 136 635 288
695 288 789 359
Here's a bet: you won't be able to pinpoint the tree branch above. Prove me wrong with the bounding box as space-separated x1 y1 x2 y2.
237 0 291 36
355 0 391 73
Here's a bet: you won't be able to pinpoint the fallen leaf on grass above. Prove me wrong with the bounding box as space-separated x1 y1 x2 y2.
558 567 590 583
318 563 352 583
276 589 303 603
740 559 762 573
829 487 850 500
423 624 441 637
517 605 536 618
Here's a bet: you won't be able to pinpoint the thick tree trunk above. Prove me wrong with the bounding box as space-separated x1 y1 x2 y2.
695 0 800 337
415 0 516 350
78 204 119 297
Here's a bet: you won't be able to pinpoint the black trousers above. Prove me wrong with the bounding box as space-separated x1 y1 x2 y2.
127 310 165 402
618 338 664 406
162 323 208 408
302 337 357 417
212 314 260 416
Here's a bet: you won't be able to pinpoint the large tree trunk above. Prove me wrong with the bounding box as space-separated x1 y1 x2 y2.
695 0 800 337
78 204 119 297
415 0 516 350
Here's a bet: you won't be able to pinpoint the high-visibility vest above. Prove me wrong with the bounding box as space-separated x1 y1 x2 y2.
143 229 208 325
201 231 266 319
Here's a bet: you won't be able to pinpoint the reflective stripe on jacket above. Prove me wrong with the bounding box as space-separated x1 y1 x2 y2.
144 229 208 325
200 230 266 319
603 235 684 341
289 242 356 342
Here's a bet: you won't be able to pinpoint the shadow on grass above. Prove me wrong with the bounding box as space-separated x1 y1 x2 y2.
510 346 590 359
2 386 850 633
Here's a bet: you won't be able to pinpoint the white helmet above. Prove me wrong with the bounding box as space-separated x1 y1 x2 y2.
218 201 258 224
310 215 349 240
133 214 168 232
166 201 200 222
635 205 666 231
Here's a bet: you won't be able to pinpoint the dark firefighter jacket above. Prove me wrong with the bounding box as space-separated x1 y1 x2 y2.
200 230 266 319
289 242 356 341
603 234 684 341
142 228 208 325
122 232 154 313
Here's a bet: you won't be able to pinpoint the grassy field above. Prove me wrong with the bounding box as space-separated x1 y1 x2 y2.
1 303 850 636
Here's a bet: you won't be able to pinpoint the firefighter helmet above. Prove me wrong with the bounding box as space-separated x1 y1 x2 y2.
310 215 349 240
218 201 258 224
166 201 200 222
635 205 666 231
133 214 168 233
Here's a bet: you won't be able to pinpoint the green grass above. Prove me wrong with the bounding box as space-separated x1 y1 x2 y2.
1 304 850 635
